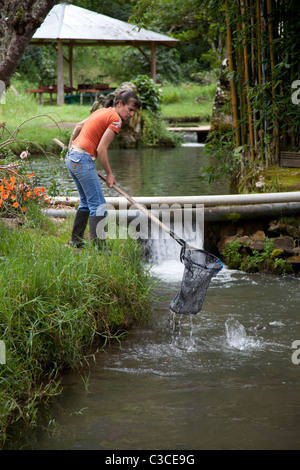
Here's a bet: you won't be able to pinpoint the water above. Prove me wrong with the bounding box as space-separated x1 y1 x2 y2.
12 143 300 450
17 266 300 450
29 143 229 197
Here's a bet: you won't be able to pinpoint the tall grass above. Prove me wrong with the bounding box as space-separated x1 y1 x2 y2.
0 207 154 446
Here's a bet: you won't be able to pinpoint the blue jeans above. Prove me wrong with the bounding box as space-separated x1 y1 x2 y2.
66 149 107 217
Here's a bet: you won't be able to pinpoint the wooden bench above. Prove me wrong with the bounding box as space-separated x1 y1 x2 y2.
280 151 300 168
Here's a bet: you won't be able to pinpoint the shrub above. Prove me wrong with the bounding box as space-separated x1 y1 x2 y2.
132 75 162 113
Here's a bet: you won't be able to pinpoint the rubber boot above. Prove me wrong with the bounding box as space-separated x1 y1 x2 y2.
69 209 89 248
89 215 107 253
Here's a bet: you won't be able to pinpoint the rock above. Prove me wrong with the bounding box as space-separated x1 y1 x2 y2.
286 254 300 266
249 230 266 251
268 220 300 238
217 234 250 254
273 236 295 254
217 235 236 254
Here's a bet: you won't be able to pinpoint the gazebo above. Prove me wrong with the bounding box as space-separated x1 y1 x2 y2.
30 3 179 104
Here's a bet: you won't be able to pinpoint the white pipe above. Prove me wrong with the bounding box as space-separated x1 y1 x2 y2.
44 202 300 221
51 191 300 208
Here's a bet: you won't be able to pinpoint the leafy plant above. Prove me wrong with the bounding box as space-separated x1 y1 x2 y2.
132 75 162 113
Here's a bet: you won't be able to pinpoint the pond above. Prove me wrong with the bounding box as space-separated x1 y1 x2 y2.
29 142 229 197
13 142 300 450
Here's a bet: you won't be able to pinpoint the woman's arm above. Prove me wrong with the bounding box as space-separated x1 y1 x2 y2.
68 118 88 148
96 128 117 188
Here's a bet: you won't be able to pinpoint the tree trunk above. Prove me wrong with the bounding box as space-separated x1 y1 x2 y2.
0 0 58 86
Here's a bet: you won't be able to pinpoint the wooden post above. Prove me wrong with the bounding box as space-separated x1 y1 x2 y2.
57 39 65 105
151 42 156 82
68 43 73 89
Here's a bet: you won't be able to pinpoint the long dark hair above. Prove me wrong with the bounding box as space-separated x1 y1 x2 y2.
104 90 141 110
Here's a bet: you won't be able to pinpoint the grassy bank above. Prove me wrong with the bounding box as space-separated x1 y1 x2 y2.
0 206 154 447
161 82 216 123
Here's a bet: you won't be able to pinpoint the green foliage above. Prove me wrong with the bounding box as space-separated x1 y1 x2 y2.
130 0 226 72
223 238 243 269
15 46 57 85
132 75 162 113
140 110 182 147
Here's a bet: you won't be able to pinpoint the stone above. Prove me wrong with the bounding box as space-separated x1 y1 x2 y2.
268 220 300 238
273 236 295 254
249 230 266 251
217 235 236 254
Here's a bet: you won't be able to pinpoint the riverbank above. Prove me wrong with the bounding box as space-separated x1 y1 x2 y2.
205 214 300 275
0 208 154 448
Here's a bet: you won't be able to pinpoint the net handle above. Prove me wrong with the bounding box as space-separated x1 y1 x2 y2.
97 171 186 245
53 137 187 248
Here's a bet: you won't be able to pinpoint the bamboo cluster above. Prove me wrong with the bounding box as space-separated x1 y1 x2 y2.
224 0 300 167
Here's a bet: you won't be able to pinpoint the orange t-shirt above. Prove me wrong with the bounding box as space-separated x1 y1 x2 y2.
73 107 122 158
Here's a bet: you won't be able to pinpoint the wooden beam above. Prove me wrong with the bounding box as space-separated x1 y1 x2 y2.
57 39 64 105
136 46 151 64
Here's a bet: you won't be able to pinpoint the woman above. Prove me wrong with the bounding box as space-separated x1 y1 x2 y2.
66 90 142 251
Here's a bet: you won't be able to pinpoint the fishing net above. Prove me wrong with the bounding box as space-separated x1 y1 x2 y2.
169 239 223 315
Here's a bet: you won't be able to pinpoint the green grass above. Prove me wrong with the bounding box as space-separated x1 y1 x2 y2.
0 88 90 154
161 82 216 123
0 206 154 447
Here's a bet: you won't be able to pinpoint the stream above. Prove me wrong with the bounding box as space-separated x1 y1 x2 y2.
12 141 300 450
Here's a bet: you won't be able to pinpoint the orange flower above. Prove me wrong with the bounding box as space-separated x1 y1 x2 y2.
13 202 19 208
21 207 26 212
40 187 45 193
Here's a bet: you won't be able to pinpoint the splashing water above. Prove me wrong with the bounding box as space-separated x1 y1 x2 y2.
225 317 261 351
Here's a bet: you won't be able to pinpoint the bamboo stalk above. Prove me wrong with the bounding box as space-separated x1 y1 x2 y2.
266 0 280 164
225 0 241 148
240 0 255 163
256 0 264 158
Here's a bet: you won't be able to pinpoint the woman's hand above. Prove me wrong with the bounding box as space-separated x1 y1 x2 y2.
105 173 116 188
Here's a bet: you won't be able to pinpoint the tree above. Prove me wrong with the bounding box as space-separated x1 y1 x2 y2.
130 0 226 71
0 0 59 86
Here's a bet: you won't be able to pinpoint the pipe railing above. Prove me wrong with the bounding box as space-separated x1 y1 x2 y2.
51 191 300 208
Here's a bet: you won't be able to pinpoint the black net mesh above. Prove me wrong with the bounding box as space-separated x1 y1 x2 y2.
170 244 223 315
